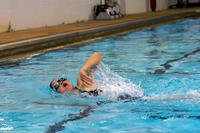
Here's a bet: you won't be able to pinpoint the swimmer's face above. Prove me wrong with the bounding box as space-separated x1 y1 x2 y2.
50 78 74 93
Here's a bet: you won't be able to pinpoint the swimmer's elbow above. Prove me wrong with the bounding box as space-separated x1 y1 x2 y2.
94 52 102 61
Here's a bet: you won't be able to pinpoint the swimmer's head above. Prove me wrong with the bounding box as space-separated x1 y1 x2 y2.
50 77 74 93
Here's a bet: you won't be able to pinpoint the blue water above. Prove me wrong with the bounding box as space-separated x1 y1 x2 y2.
0 18 200 133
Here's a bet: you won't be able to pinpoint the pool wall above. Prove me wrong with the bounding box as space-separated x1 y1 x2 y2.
0 10 200 62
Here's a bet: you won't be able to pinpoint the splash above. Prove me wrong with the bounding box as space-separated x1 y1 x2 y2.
143 89 200 100
93 62 143 99
0 127 14 131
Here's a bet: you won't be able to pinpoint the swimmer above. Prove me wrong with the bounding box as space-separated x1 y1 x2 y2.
49 52 102 96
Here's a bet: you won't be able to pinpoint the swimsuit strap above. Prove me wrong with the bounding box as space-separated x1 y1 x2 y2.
74 86 86 93
88 89 99 96
74 86 100 96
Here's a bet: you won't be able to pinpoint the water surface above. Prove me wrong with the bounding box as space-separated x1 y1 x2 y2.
0 18 200 133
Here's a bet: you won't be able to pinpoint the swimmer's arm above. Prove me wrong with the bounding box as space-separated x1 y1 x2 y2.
77 52 102 89
80 52 102 71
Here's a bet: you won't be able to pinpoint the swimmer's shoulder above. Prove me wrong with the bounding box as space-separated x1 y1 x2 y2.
74 85 101 96
77 84 96 92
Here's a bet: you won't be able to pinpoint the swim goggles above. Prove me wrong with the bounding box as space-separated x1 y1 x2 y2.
52 77 67 91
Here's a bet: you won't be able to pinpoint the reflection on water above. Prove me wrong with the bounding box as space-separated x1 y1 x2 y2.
0 18 200 132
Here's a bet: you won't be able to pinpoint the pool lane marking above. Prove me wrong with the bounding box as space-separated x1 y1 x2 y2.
44 100 115 133
149 114 200 120
33 101 95 133
44 99 128 133
32 101 90 108
154 47 200 74
161 47 200 69
45 106 94 133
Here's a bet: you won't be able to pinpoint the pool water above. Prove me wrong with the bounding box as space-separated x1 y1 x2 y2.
0 18 200 133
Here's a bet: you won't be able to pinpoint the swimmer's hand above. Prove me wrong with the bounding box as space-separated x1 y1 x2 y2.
76 52 101 91
78 69 93 88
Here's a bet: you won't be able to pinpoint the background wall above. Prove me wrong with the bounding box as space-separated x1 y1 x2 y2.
121 0 169 14
0 0 169 33
0 0 100 32
156 0 169 10
125 0 147 14
0 0 11 32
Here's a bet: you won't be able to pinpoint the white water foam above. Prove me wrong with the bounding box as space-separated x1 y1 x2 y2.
93 62 143 99
143 89 200 100
92 62 200 101
0 127 14 131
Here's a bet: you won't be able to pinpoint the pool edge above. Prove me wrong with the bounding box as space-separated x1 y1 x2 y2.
0 11 200 62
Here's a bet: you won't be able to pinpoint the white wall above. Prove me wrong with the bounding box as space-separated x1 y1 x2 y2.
125 0 169 13
125 0 147 14
156 0 169 10
116 0 126 14
0 0 11 32
0 0 169 33
0 0 100 32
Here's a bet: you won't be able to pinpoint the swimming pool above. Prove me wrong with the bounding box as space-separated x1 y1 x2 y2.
0 18 200 133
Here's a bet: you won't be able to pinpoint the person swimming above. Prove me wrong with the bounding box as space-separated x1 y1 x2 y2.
49 52 102 96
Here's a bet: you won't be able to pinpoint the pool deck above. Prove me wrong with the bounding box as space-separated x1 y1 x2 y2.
1 8 200 62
